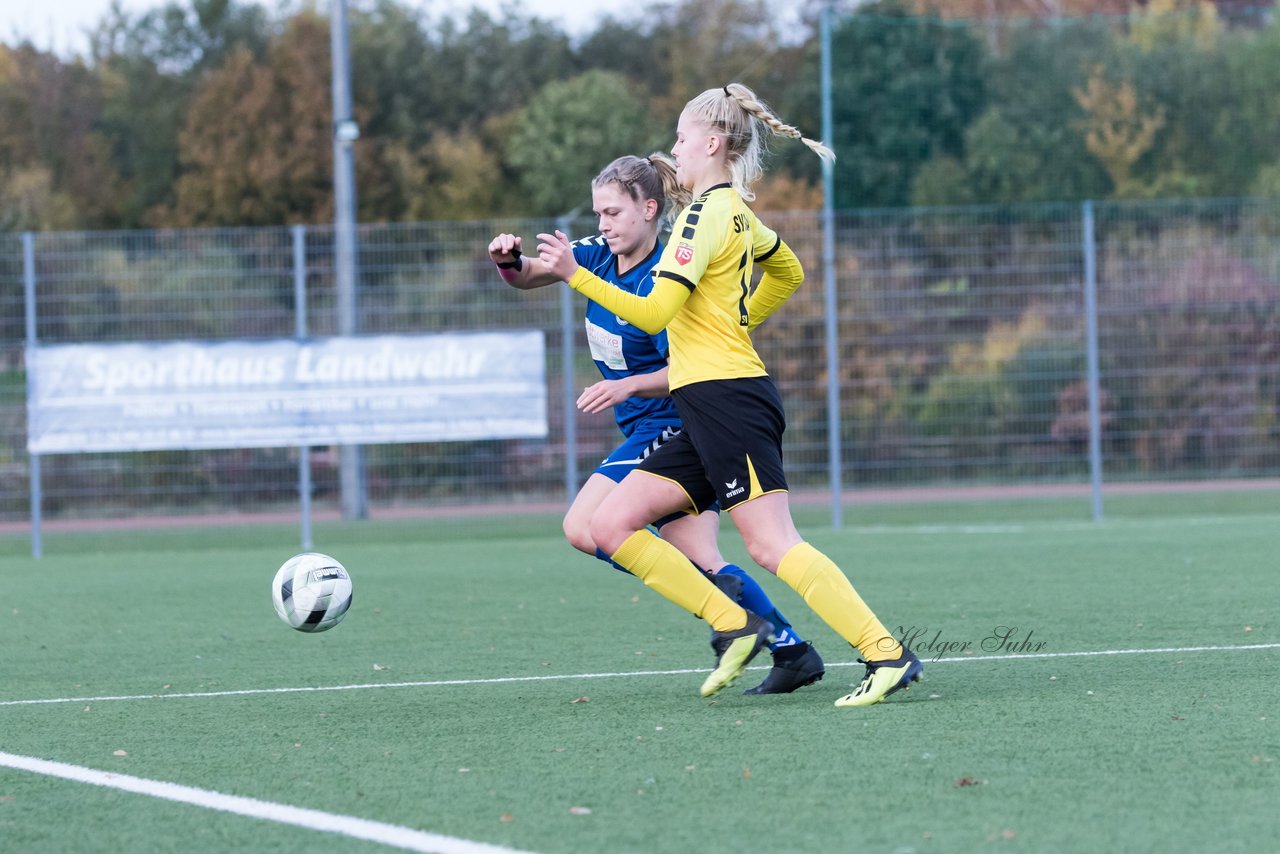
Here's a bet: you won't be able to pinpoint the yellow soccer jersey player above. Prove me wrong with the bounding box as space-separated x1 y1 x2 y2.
553 82 921 708
566 183 804 390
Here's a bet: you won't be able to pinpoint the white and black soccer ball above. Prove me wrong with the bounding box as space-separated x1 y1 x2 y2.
271 552 353 633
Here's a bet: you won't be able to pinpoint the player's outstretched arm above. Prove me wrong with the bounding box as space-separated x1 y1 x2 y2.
540 227 689 335
488 233 563 290
576 367 670 414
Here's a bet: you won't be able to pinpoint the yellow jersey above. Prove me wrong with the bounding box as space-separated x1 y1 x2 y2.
566 184 804 390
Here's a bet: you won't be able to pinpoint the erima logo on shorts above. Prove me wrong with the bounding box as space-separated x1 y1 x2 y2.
724 478 745 499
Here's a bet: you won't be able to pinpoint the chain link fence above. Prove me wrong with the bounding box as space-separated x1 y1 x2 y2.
2 198 1278 525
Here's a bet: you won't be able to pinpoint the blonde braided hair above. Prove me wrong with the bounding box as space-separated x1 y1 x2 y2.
684 82 834 201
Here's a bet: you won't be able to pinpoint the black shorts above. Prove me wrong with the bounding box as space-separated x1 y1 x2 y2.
637 376 788 512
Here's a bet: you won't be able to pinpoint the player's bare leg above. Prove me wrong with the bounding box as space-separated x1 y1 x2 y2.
591 472 769 696
728 493 920 707
562 473 619 556
663 507 824 694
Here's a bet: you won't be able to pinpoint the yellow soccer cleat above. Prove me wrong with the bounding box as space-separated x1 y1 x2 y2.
700 614 772 697
834 649 923 708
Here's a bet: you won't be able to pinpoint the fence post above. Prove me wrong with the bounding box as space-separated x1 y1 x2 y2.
1082 201 1104 521
557 214 579 505
23 232 42 558
293 225 313 550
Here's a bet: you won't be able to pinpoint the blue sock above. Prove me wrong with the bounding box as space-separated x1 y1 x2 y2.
594 547 634 576
716 564 802 651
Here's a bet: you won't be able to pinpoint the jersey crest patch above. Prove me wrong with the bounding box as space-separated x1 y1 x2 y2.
675 242 694 265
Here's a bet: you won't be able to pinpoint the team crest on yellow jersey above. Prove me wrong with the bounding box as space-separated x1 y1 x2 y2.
675 242 694 265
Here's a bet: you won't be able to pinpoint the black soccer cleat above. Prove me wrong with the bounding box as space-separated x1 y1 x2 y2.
744 641 826 695
707 570 745 603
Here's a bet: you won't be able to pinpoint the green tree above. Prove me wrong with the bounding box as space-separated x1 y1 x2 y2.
350 0 438 147
507 71 656 217
1118 4 1267 197
916 17 1111 205
648 0 785 117
88 0 273 225
585 0 816 190
0 43 119 229
429 8 577 131
94 53 187 227
825 0 987 208
912 108 1044 205
374 129 503 221
349 1 581 220
1225 19 1280 195
89 0 271 74
576 18 670 104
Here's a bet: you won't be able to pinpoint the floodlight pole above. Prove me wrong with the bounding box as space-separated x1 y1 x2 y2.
331 0 367 520
821 4 843 530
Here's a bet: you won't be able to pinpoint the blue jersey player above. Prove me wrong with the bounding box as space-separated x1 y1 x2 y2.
487 154 823 694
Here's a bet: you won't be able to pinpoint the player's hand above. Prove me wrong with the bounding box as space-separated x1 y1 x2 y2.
577 379 631 414
535 230 579 282
488 233 522 266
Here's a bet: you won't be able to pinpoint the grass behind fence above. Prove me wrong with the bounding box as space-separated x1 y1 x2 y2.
1 491 1276 852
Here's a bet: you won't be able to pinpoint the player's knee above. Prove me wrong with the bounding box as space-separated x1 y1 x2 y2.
742 536 785 573
562 516 596 556
587 513 632 556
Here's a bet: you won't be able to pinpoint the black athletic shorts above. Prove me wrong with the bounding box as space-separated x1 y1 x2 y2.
637 375 788 513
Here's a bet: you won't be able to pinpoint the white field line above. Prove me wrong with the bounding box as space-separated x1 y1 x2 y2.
3 645 1276 851
0 751 536 854
849 513 1280 536
2 642 1277 709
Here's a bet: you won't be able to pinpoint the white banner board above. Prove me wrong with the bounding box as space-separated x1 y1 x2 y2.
26 332 547 453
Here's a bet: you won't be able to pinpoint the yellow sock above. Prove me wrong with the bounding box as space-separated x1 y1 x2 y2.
777 542 903 662
612 530 747 632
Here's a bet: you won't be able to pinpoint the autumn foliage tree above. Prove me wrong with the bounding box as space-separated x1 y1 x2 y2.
0 44 119 229
1072 68 1166 196
3 0 1280 230
170 12 333 226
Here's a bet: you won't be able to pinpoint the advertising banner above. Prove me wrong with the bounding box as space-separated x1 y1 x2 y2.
26 332 547 453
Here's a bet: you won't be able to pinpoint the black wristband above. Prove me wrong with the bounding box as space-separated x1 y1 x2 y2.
496 249 523 271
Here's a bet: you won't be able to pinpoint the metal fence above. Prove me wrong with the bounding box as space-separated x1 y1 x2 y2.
3 197 1278 525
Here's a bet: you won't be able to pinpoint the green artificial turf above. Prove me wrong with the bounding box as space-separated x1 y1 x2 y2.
1 491 1276 852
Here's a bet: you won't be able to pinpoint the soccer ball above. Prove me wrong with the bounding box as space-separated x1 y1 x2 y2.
271 552 353 633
